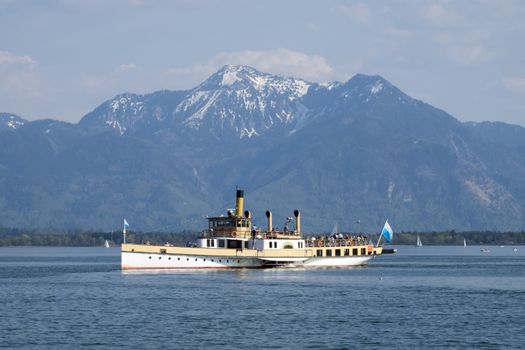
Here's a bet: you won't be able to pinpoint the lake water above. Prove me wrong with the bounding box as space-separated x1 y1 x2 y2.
1 245 524 349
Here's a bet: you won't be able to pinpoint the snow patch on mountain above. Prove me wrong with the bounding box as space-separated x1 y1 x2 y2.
7 117 25 129
0 114 26 131
105 120 126 135
183 91 221 128
240 127 259 138
110 95 144 115
371 81 383 94
221 70 242 86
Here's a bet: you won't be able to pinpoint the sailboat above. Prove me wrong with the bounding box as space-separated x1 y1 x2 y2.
463 238 467 247
416 235 422 247
104 240 110 248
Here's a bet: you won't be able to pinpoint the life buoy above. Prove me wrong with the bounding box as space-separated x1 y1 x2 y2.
317 240 322 247
230 232 237 238
367 245 373 253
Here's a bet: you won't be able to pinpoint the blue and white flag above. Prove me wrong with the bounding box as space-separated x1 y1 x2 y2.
124 218 130 228
381 220 394 242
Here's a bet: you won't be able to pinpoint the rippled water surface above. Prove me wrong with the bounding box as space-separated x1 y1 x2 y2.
1 246 524 349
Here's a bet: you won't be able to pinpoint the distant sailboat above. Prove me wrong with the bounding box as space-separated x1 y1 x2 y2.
104 240 110 248
463 238 467 247
416 235 422 247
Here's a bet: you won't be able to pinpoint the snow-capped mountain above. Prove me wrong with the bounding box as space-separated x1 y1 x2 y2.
0 113 26 132
176 65 311 138
2 66 525 232
80 65 313 138
79 90 188 134
80 65 415 139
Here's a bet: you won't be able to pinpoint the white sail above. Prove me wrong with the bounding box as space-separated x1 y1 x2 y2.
463 238 467 247
104 240 110 248
416 235 422 247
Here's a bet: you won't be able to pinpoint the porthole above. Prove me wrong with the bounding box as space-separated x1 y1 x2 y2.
177 257 180 260
211 259 214 262
169 257 171 260
159 257 162 259
186 258 189 261
149 256 152 259
204 259 206 262
219 259 222 262
226 260 229 263
237 260 240 263
195 258 198 261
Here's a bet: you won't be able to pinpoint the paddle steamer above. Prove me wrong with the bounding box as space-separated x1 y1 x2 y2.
121 190 388 270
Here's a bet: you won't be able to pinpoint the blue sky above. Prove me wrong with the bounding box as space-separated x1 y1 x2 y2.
1 0 524 126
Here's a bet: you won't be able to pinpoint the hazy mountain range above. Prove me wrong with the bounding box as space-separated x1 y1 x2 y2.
1 65 525 232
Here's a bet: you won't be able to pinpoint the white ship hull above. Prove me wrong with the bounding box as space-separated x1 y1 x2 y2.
303 256 373 267
122 251 265 269
122 251 374 270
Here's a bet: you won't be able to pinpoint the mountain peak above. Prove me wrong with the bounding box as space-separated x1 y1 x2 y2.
334 73 414 105
214 65 261 86
0 112 26 131
348 74 392 92
176 65 312 137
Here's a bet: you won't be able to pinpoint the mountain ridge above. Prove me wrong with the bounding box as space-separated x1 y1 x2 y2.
1 65 525 232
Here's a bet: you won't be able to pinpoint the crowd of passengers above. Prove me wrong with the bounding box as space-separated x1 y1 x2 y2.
305 234 370 247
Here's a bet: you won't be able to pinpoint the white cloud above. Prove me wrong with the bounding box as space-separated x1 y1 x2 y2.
503 77 525 93
0 50 42 101
115 63 138 73
443 45 488 65
167 48 334 84
0 50 38 68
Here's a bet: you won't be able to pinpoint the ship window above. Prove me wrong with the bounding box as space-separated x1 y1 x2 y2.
186 258 189 261
335 249 341 256
269 242 273 248
195 258 198 261
177 257 180 260
218 240 225 248
344 249 350 256
226 260 229 263
353 248 358 256
283 244 293 249
160 249 166 254
131 249 134 252
159 257 162 259
316 249 322 257
211 259 214 262
211 240 215 247
227 240 242 249
326 250 332 257
244 241 249 248
168 257 171 260
219 259 222 262
361 248 366 255
237 260 240 263
204 259 206 261
149 256 152 259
